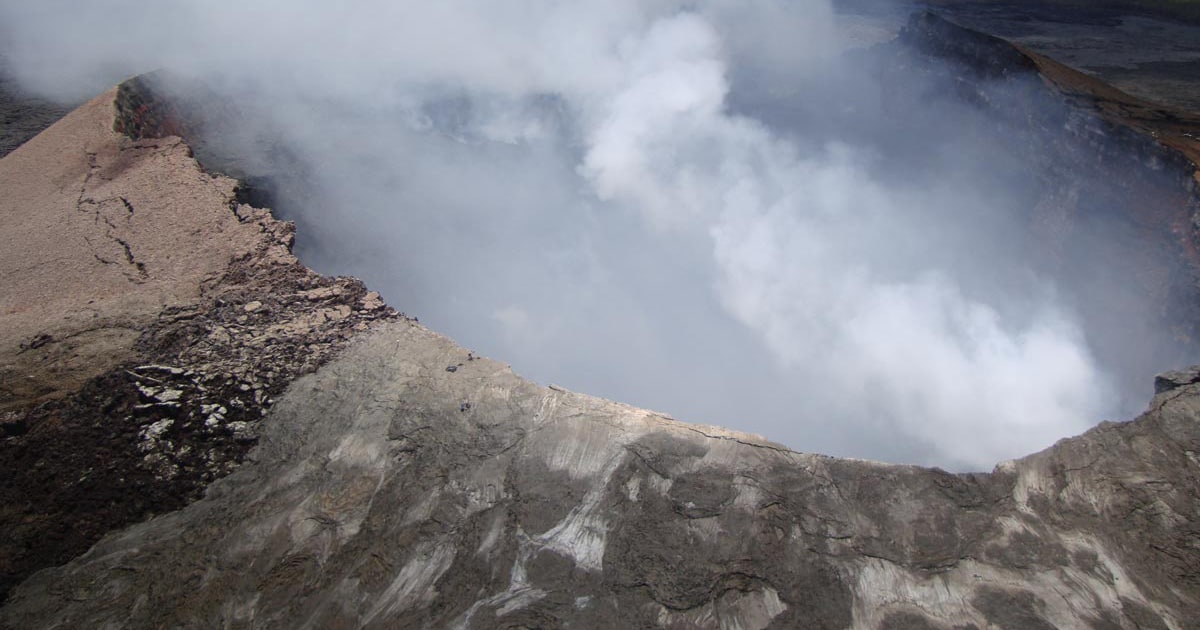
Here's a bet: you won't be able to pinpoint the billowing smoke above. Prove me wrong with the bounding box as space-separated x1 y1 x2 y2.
5 0 1183 470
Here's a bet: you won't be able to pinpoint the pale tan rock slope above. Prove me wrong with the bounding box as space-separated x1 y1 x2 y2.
0 87 399 603
0 88 281 411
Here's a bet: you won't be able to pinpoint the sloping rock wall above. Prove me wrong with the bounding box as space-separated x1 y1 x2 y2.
2 319 1197 628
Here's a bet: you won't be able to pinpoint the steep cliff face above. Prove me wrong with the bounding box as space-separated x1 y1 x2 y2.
3 318 1198 628
3 10 1200 629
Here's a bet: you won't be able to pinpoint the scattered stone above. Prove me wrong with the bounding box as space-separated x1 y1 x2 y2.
140 418 174 443
361 291 383 310
226 421 254 442
302 287 339 301
243 300 263 312
134 365 185 376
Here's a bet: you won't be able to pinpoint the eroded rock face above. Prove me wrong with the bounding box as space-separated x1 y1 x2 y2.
2 319 1197 628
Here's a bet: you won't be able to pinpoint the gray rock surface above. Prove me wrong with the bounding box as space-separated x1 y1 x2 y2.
2 318 1198 628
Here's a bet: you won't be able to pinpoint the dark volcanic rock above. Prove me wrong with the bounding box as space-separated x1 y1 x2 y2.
112 74 191 141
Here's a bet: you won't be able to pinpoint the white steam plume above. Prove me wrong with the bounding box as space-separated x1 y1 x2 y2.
1 0 1140 470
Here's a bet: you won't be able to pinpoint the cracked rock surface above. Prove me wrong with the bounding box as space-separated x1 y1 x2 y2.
0 89 275 411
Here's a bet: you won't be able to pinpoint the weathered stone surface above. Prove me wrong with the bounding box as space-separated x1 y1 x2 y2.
2 319 1197 628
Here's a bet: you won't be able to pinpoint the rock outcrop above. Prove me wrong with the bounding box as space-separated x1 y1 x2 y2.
2 10 1200 630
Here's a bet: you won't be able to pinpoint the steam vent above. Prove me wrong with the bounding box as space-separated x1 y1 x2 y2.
3 4 1200 629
